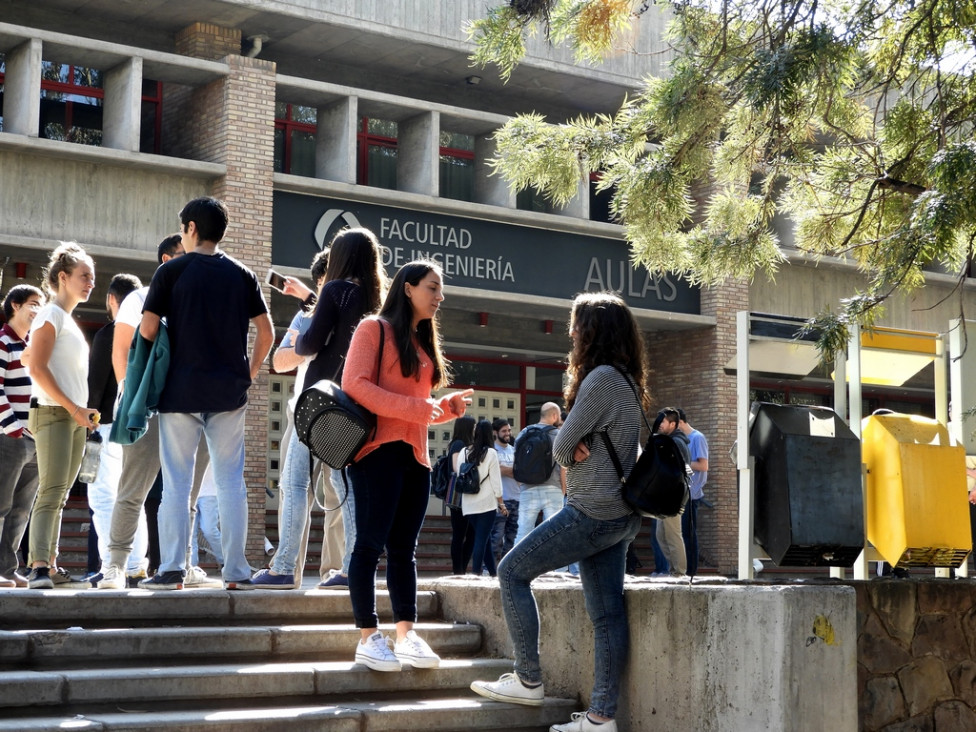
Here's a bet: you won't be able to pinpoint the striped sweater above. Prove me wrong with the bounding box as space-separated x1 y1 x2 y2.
553 364 643 520
0 323 31 438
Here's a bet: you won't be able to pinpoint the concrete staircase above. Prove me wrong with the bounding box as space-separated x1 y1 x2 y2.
0 586 578 731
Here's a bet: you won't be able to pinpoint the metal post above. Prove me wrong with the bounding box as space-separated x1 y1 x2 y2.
737 311 754 580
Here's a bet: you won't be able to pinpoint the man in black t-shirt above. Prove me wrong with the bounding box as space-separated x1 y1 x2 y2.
139 197 273 590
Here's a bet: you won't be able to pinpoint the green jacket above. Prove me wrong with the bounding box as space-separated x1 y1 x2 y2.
109 324 170 445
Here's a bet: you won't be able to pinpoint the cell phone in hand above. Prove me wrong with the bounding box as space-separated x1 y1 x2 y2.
266 269 287 292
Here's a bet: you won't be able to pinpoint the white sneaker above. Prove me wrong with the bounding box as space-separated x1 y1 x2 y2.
96 564 126 590
355 631 401 672
393 630 440 669
470 672 544 706
184 566 223 588
551 712 617 732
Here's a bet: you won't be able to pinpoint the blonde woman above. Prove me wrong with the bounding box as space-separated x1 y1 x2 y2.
27 242 98 589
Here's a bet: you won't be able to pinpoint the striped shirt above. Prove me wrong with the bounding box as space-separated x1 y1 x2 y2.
0 323 31 438
553 364 642 520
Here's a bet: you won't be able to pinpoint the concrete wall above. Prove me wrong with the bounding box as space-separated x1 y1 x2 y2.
0 149 211 254
750 259 976 336
429 576 857 732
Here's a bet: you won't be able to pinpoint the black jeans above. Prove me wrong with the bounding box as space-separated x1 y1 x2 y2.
449 506 474 574
347 441 430 629
681 497 700 576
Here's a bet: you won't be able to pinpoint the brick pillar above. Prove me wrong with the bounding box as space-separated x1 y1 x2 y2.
170 23 276 566
647 277 748 575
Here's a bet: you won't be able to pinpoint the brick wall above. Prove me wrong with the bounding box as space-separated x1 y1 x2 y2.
646 278 749 575
170 24 276 565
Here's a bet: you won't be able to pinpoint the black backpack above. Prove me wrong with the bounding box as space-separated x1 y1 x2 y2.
430 453 453 499
513 424 557 484
455 455 487 494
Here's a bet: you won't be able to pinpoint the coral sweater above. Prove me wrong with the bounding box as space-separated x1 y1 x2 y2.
341 316 463 468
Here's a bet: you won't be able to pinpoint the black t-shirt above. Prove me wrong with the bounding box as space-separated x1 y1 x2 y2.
143 251 268 413
87 321 117 423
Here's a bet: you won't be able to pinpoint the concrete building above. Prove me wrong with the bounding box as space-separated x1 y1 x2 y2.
1 1 971 573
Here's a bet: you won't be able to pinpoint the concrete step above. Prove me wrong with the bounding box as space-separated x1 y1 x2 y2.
1 621 483 669
0 658 517 709
0 696 578 731
0 588 440 629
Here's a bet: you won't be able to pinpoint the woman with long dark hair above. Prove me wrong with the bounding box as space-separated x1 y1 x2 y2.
454 419 505 577
446 416 476 574
471 291 647 732
342 259 472 672
251 228 386 589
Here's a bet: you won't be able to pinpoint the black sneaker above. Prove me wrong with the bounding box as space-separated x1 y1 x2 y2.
138 570 184 590
51 567 92 589
28 567 54 590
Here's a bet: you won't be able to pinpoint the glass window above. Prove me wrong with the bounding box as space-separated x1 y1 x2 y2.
359 117 398 190
534 367 565 394
517 186 551 213
451 360 522 390
39 61 104 146
439 131 475 202
589 175 617 223
274 103 317 175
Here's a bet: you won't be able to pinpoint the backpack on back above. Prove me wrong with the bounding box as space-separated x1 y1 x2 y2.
513 424 557 484
455 456 486 494
430 453 453 499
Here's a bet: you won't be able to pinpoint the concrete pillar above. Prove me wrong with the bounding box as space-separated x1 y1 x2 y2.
102 57 143 152
4 38 42 137
315 97 358 184
171 23 275 565
555 177 589 219
398 111 438 197
474 133 515 208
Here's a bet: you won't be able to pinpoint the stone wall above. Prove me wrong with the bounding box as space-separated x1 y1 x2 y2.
856 580 976 731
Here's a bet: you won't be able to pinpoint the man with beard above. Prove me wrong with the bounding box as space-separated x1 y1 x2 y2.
490 417 519 561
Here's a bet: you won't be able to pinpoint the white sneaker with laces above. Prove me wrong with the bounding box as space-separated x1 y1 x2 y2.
184 566 223 588
355 631 402 672
96 564 126 590
470 672 545 706
393 630 440 669
550 712 617 732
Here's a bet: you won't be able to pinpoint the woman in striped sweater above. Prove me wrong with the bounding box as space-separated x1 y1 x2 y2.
471 291 647 732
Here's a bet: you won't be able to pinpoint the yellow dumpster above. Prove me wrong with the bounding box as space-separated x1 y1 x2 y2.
862 412 971 568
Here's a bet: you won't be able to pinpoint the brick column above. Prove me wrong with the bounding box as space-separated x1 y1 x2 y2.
647 278 748 575
171 23 276 565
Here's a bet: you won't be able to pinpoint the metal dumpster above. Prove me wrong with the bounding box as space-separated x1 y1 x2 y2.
862 412 971 568
749 402 865 566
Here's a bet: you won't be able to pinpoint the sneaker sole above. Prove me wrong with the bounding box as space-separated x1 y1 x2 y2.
28 581 55 590
469 681 544 707
96 581 126 590
139 583 183 590
396 654 440 669
355 652 402 672
224 582 254 590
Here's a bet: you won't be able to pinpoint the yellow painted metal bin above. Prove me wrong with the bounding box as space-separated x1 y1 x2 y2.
862 412 971 568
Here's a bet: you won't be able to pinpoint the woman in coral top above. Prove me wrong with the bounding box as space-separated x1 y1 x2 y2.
341 259 472 672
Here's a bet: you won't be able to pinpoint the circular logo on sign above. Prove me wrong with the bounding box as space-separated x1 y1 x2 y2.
314 209 362 249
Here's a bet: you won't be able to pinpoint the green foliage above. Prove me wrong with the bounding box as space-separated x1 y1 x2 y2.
470 0 976 355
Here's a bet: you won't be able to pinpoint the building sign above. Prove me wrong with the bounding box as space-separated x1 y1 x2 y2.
272 192 700 314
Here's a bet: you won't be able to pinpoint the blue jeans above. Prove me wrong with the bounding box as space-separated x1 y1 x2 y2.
272 428 311 575
468 509 497 576
157 408 250 582
497 504 641 719
491 499 519 561
681 498 700 576
191 494 223 566
332 467 356 575
346 441 429 629
514 485 563 546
